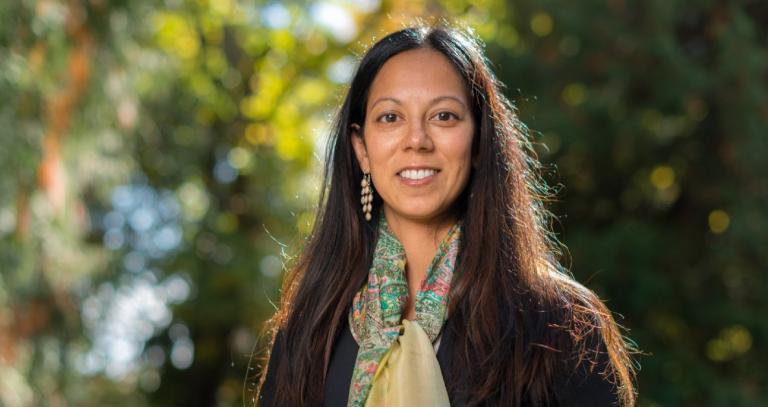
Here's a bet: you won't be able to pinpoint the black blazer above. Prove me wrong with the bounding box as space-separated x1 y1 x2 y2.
260 316 619 406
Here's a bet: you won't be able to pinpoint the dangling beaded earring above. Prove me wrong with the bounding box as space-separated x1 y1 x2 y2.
360 172 373 221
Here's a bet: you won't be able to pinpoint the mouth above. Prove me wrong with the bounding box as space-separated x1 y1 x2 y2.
397 167 440 181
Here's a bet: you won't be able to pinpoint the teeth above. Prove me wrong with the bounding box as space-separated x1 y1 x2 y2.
399 169 437 180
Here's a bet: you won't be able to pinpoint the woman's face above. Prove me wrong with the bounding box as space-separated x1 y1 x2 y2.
351 48 475 225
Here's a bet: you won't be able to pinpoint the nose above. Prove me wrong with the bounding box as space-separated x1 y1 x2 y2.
404 119 433 151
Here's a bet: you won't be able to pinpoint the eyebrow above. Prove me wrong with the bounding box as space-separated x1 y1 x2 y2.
369 95 468 110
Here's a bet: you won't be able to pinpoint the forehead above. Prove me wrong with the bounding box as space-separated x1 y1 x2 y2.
367 48 469 106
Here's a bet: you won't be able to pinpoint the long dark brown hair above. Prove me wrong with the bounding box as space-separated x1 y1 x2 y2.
252 23 636 406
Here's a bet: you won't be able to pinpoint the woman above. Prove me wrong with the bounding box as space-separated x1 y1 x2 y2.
254 24 636 406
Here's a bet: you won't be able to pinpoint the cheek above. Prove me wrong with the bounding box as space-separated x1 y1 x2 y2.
444 131 475 172
364 149 395 191
364 135 400 169
366 146 392 169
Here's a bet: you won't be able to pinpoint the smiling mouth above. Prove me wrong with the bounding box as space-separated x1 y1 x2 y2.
398 168 439 181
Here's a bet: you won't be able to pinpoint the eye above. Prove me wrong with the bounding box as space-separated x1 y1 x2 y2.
377 113 399 123
433 111 459 121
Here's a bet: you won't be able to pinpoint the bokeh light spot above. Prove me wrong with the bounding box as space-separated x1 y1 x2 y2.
170 337 194 369
228 147 253 170
650 165 675 190
707 325 752 361
154 12 200 60
177 181 210 222
260 255 282 278
139 369 161 392
245 123 271 145
708 210 730 234
531 12 553 36
561 83 587 106
260 3 291 29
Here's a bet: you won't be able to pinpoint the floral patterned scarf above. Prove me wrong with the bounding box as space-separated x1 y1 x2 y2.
347 214 462 406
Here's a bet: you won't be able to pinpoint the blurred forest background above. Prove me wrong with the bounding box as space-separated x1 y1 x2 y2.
1 0 766 405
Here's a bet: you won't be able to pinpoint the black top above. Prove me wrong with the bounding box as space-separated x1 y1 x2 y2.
260 316 619 406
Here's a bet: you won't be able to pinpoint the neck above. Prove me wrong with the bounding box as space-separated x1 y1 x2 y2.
383 207 457 252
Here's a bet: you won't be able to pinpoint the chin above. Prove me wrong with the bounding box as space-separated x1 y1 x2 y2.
387 204 448 223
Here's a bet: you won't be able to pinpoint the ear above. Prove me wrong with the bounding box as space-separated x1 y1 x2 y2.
350 123 370 173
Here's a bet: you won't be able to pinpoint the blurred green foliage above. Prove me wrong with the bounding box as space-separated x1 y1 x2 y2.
0 0 765 406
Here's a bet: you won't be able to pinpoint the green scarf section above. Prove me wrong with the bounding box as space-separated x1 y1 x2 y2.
347 214 462 406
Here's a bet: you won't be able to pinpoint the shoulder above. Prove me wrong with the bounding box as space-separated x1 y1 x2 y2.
538 262 617 341
257 329 284 406
554 337 621 406
540 266 635 406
